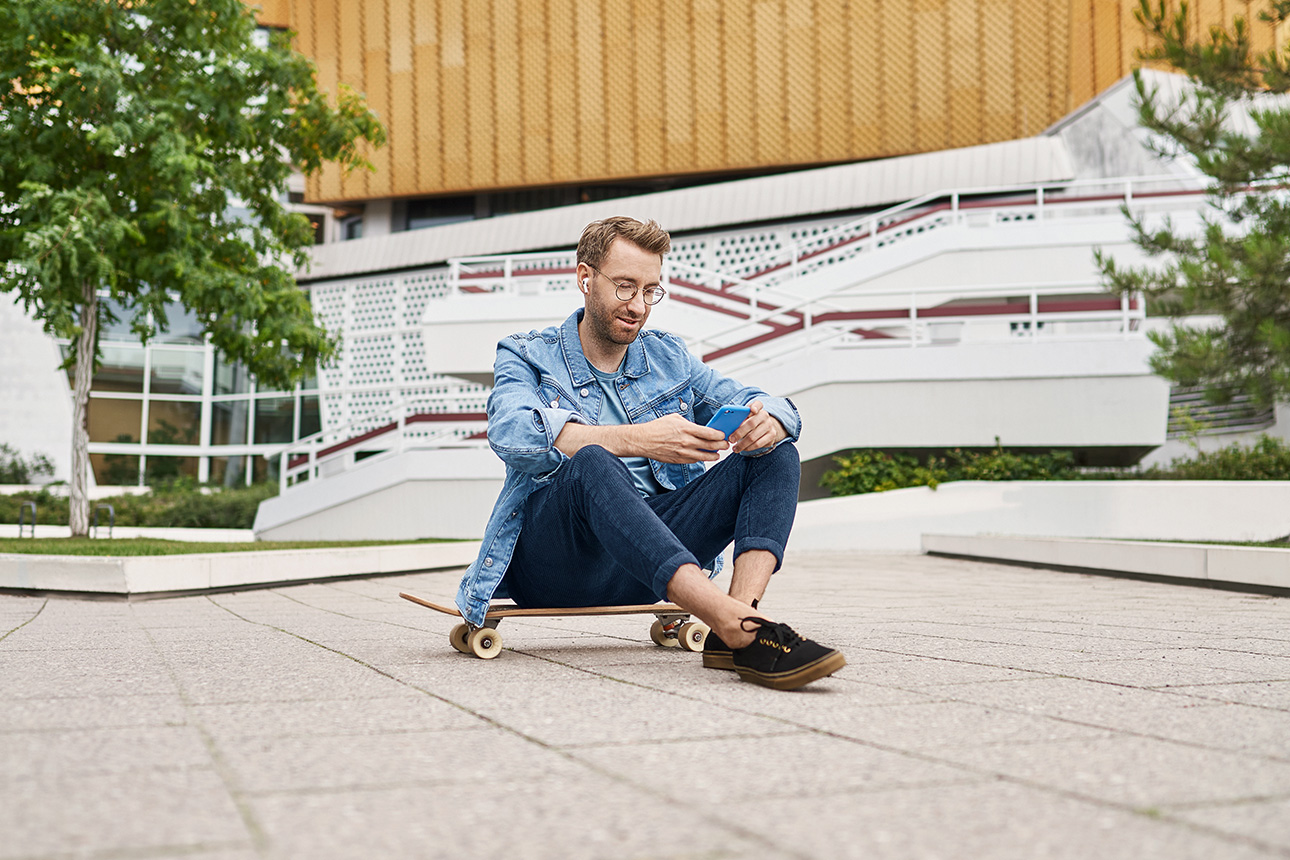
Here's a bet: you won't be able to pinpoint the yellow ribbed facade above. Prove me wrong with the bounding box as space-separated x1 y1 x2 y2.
250 1 1287 204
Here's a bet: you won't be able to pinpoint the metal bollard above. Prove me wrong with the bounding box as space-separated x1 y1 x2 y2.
18 501 36 538
92 503 115 539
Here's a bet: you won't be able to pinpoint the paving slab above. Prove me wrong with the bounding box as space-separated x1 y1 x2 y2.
4 552 1290 860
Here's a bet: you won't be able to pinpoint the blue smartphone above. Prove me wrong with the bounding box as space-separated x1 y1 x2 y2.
703 405 752 446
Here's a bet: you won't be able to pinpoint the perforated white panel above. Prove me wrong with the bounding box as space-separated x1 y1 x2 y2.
402 271 452 326
310 202 960 444
350 278 399 332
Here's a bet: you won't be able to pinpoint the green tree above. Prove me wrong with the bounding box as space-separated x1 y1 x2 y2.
0 0 384 534
1098 0 1290 409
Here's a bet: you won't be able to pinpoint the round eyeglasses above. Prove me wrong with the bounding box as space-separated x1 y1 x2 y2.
588 265 667 305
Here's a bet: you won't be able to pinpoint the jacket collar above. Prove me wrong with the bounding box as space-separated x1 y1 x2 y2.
560 308 650 384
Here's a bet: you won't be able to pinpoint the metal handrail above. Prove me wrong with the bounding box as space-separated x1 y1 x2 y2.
708 283 1146 375
275 402 489 493
442 174 1209 298
728 174 1205 277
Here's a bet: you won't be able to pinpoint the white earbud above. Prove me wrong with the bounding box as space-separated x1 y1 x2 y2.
581 278 588 293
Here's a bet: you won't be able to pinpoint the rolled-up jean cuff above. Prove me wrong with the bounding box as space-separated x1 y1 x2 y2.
651 550 701 601
732 538 786 572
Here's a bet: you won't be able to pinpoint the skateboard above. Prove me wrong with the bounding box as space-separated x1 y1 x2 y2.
398 592 710 659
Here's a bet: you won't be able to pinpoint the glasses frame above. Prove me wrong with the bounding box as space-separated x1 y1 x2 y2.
587 265 667 306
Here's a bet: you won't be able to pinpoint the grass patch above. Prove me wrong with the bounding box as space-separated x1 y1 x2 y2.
0 537 458 557
1121 538 1290 549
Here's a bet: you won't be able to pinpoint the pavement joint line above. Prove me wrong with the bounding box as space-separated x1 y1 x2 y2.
554 728 811 750
847 672 1290 768
203 596 813 860
855 643 1290 695
0 598 47 644
519 644 1290 858
1154 685 1290 712
865 618 1204 648
260 587 436 635
9 838 257 860
138 615 269 855
1159 790 1290 812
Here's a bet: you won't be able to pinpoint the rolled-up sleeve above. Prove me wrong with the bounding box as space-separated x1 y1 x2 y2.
486 337 585 478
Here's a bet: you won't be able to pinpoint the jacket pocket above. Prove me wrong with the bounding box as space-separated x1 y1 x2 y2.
651 385 695 420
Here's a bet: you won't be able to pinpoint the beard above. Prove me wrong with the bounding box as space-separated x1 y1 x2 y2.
584 296 646 347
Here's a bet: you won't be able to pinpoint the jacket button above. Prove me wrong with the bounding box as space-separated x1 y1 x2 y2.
484 557 493 567
580 388 588 397
680 400 687 411
549 399 558 408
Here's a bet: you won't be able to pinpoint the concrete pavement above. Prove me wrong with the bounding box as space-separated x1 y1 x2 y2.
3 552 1290 859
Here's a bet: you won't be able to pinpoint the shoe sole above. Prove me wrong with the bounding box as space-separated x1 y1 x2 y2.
735 651 847 691
702 652 735 671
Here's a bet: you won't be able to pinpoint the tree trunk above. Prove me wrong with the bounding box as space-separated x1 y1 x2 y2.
69 281 98 537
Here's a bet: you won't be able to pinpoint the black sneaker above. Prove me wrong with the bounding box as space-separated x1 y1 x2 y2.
702 630 735 670
732 617 846 690
702 598 757 671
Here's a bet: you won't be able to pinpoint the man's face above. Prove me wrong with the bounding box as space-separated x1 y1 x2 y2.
579 238 662 348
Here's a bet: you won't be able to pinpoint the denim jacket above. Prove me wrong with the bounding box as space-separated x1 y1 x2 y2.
454 309 802 627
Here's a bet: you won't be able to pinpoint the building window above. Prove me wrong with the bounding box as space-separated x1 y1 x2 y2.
88 399 142 444
90 346 147 393
91 453 140 486
146 401 201 446
149 348 204 395
143 456 199 484
254 397 295 444
211 400 250 446
405 195 475 230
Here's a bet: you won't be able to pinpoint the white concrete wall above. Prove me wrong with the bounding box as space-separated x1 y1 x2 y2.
254 446 504 541
0 295 77 483
921 534 1290 591
789 480 1290 552
752 339 1169 461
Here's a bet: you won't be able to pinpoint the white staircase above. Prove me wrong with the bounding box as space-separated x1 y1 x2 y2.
256 175 1208 539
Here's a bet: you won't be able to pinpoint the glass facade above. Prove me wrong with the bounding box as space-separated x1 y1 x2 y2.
71 298 323 487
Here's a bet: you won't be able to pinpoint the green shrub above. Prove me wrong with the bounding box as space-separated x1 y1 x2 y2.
820 440 1079 497
941 445 1079 482
819 450 943 496
1137 435 1290 481
0 481 279 529
0 444 54 484
819 435 1290 497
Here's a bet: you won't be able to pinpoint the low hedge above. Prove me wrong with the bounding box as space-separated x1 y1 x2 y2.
0 480 278 529
820 435 1290 497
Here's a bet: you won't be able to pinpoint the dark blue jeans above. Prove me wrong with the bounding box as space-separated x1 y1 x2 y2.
504 442 800 608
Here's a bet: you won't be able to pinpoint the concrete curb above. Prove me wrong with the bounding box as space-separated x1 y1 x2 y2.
922 533 1290 593
0 540 481 598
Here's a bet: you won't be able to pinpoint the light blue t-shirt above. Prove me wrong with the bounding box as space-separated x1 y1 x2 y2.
587 363 666 498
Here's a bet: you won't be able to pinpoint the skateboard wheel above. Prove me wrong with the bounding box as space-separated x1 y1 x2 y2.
677 621 709 652
649 619 679 648
468 626 503 659
449 623 471 654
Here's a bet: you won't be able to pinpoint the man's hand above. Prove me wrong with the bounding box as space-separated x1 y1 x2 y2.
637 413 728 463
728 400 787 454
554 413 727 463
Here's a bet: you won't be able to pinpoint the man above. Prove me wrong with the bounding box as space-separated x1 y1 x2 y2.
455 216 845 690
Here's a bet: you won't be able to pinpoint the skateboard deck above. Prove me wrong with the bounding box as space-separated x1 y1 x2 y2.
398 591 709 659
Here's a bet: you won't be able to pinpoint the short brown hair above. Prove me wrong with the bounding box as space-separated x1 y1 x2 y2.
576 217 671 269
